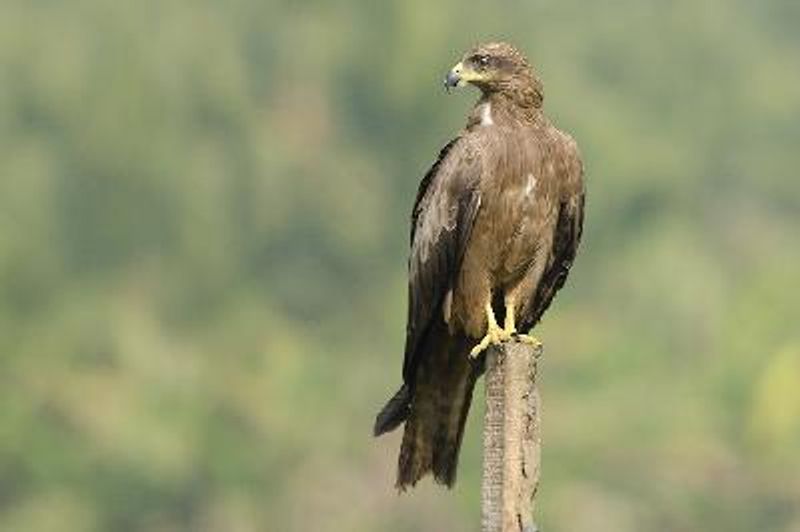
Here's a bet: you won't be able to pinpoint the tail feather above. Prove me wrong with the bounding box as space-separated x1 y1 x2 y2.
432 362 480 485
395 324 478 489
374 384 411 436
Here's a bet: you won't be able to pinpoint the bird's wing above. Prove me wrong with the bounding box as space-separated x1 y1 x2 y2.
402 136 482 383
520 142 585 332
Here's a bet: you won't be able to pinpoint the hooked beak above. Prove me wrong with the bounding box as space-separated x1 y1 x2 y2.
444 60 486 92
444 61 466 92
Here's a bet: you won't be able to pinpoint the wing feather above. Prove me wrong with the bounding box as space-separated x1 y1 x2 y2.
520 143 585 331
402 136 482 383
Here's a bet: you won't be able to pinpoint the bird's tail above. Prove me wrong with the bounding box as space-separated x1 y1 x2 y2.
395 326 479 489
374 384 412 437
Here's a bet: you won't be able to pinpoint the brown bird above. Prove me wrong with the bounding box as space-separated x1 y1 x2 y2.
374 42 585 490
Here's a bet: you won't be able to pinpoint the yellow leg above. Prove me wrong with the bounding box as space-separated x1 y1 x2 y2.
470 301 512 358
503 296 542 348
503 298 518 335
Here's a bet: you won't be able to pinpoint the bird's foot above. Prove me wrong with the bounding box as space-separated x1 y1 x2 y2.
469 322 513 358
511 332 542 349
503 319 542 349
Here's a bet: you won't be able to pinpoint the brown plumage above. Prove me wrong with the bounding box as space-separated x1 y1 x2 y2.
374 42 585 490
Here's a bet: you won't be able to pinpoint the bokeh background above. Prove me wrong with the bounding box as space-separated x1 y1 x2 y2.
1 0 799 530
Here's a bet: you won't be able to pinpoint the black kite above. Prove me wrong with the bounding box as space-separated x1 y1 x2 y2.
374 42 585 490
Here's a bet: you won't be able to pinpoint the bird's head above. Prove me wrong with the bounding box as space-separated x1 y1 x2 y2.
444 42 543 108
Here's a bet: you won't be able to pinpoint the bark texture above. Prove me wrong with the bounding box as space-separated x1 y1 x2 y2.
481 341 542 532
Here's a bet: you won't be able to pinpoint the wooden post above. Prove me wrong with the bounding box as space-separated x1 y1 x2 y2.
481 341 543 532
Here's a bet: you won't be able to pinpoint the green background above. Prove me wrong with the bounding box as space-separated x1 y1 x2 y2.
1 1 799 530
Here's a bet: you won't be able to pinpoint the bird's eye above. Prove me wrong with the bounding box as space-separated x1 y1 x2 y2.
474 55 490 68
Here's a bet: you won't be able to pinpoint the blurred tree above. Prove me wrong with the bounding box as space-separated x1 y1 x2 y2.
0 0 798 530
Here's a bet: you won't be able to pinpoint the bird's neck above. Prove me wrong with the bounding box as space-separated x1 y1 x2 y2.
469 92 542 129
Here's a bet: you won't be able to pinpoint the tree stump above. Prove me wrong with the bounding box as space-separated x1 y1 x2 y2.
481 341 543 532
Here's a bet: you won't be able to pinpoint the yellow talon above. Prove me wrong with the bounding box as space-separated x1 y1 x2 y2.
503 302 541 346
470 301 512 358
469 322 512 358
513 333 542 348
470 296 544 358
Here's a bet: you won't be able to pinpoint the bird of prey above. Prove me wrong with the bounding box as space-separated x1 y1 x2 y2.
374 42 585 490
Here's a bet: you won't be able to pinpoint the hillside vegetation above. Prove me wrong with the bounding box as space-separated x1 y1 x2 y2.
1 1 798 530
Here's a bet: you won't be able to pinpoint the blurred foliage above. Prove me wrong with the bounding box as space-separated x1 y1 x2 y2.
0 0 799 530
